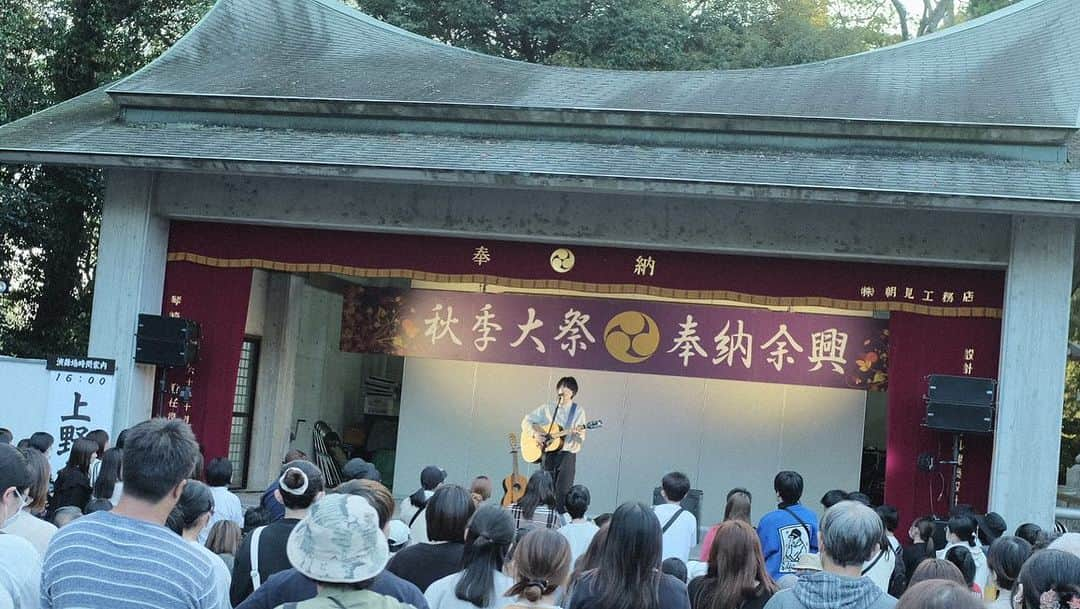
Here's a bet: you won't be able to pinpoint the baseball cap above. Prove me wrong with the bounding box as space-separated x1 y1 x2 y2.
342 458 382 482
387 519 410 552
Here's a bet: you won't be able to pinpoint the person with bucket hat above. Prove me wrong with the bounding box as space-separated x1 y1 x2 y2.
282 494 413 609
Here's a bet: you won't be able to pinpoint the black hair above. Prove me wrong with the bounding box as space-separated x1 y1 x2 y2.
15 439 29 450
454 505 515 607
565 485 591 520
661 557 688 583
29 432 54 453
726 487 752 502
875 505 899 532
556 376 578 397
410 465 445 508
66 437 98 475
987 536 1032 592
85 429 109 458
1016 523 1047 548
84 498 114 514
661 472 691 503
591 502 664 609
949 504 974 518
912 517 937 553
774 471 804 504
20 447 50 513
945 545 977 587
92 448 123 500
206 457 233 487
0 429 11 444
277 460 324 510
122 419 200 503
948 514 978 547
114 429 129 450
820 490 846 509
166 479 214 535
1018 550 1080 609
847 492 871 506
243 506 272 534
427 484 477 543
0 443 30 493
594 513 612 528
519 470 556 520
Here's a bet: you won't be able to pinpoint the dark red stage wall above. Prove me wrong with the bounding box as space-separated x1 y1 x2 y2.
159 261 252 463
162 221 1004 513
887 313 1001 529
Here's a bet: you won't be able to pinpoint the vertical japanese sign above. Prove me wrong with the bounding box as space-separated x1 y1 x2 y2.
45 356 116 476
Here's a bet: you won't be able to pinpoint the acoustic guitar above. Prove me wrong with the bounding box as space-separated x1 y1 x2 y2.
520 419 603 464
502 433 528 507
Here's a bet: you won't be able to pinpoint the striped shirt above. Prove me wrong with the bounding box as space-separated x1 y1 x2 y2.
41 510 224 609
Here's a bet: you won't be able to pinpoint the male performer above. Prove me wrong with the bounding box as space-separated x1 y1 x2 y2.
523 376 586 514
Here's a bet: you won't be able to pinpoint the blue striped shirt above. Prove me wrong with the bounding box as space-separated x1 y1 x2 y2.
41 511 224 609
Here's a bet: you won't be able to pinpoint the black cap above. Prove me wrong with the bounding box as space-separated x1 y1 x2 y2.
341 458 381 482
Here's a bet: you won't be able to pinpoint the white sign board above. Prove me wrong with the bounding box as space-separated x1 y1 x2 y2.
0 356 49 441
45 356 116 476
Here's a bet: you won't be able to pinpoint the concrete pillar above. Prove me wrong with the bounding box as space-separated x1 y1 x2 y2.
990 216 1076 527
88 170 168 433
246 273 304 489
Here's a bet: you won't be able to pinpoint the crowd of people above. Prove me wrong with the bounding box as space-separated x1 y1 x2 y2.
4 419 1080 609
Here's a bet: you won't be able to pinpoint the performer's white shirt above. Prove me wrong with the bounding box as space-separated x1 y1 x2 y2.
523 402 587 453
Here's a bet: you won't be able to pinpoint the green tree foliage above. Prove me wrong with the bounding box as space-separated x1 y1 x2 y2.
0 0 211 356
1061 290 1080 483
351 0 886 69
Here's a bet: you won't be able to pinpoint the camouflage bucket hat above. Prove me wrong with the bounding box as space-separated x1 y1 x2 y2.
286 494 390 583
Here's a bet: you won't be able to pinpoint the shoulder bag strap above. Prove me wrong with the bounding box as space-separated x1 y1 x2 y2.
250 525 265 590
861 547 887 575
326 596 350 609
662 508 686 533
780 507 812 539
546 507 557 528
409 505 425 529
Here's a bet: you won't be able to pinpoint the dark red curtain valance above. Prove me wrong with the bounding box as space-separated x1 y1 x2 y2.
167 221 1004 318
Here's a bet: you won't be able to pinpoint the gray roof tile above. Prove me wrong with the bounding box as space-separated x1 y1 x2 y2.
106 0 1080 126
2 89 1078 206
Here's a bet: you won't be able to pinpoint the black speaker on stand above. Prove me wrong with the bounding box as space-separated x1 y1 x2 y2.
136 314 200 416
921 374 997 512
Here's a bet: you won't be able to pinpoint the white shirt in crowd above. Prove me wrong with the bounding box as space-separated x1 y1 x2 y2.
425 570 515 609
937 542 989 591
653 503 697 563
862 545 897 594
0 534 42 609
189 540 231 609
559 520 600 565
198 485 245 544
400 491 433 527
1 509 57 557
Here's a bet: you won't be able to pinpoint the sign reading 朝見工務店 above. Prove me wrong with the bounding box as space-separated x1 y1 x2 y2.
45 356 117 476
341 288 889 391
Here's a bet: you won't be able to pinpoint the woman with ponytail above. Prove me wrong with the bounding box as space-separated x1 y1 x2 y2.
937 514 989 592
505 529 573 609
402 465 447 542
166 479 231 608
231 460 325 605
426 504 516 609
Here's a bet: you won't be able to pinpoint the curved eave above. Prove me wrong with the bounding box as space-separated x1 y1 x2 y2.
5 148 1080 218
109 91 1078 146
102 0 1080 128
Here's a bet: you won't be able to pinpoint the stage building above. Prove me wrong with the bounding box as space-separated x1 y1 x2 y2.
2 0 1079 528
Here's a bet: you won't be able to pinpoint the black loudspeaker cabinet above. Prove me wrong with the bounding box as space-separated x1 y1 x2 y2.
652 487 703 541
927 375 996 406
135 314 200 367
931 518 949 550
925 402 994 434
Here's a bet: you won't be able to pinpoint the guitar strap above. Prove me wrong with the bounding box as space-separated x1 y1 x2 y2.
563 402 579 446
